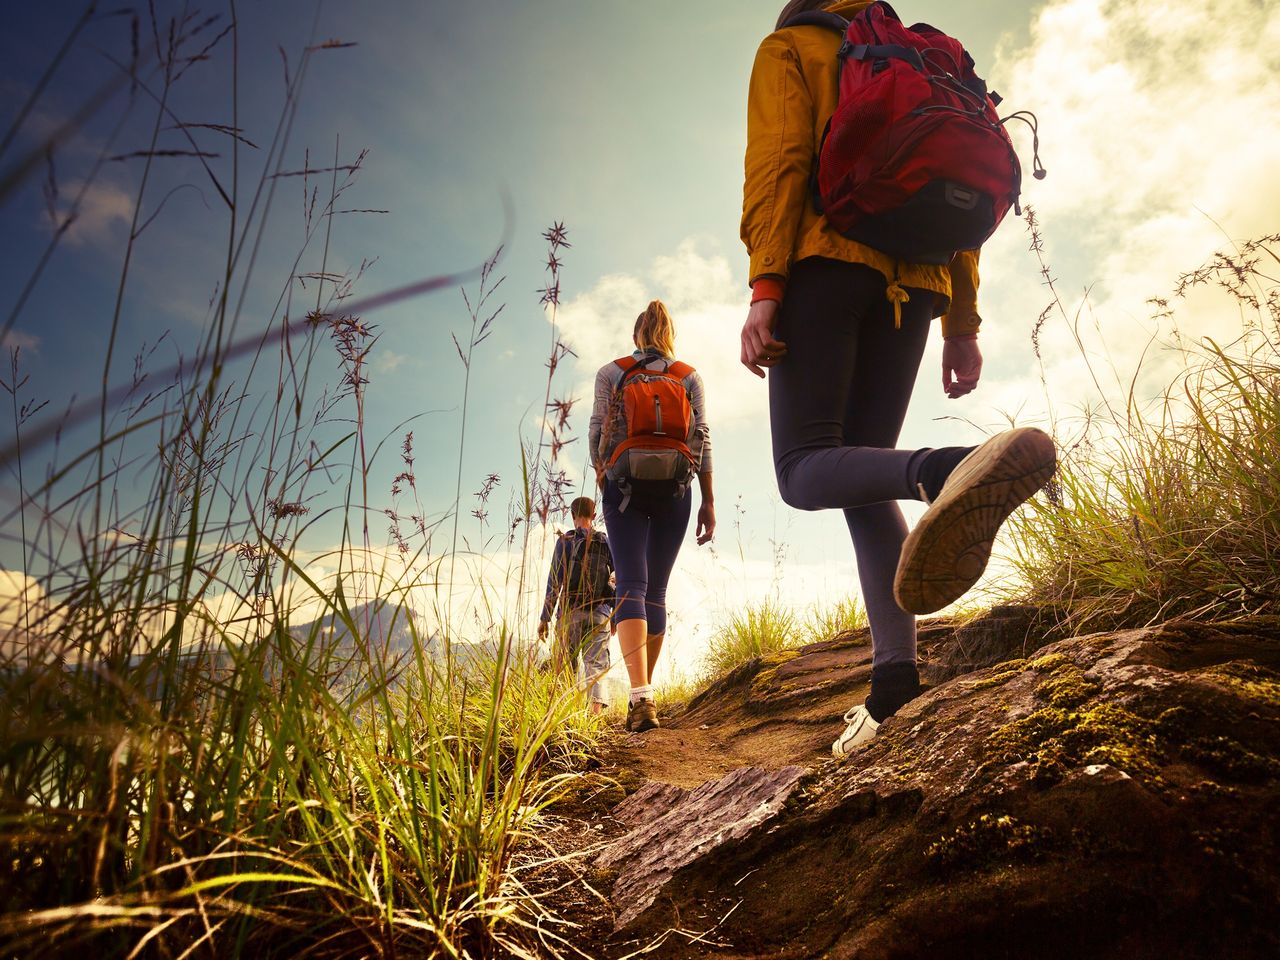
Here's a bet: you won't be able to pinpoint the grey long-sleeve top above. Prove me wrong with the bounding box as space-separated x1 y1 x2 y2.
589 350 712 474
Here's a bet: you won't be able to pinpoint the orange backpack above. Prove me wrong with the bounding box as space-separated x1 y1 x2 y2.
603 355 697 495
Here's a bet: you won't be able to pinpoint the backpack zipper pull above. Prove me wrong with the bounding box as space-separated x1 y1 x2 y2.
654 396 665 434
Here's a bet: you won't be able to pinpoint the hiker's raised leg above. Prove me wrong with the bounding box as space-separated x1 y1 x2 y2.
769 259 932 510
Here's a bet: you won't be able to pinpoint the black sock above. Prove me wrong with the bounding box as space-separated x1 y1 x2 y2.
916 446 975 502
865 661 921 723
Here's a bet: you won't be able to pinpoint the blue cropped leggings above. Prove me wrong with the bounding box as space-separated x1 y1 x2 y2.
600 480 691 635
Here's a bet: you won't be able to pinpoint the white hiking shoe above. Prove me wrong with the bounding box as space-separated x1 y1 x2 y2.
832 705 879 759
894 427 1056 615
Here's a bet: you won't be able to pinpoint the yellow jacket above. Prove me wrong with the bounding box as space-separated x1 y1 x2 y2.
741 0 981 337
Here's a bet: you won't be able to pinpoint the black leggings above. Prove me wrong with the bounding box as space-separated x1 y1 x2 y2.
768 257 933 667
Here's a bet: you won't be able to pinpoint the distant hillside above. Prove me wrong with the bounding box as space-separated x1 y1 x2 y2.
287 599 432 663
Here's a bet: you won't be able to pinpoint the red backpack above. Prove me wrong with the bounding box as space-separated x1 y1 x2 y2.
602 355 697 496
785 1 1044 264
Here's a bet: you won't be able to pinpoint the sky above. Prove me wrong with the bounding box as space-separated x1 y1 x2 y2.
1 0 1278 682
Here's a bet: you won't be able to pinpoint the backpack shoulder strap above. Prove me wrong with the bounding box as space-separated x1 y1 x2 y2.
781 10 849 34
567 529 586 567
620 353 682 387
666 360 694 380
614 355 647 389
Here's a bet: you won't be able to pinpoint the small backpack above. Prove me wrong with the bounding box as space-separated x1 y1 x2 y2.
602 354 698 498
784 1 1044 264
565 530 615 609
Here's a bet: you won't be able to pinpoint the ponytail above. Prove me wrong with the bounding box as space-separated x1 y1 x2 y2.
633 300 676 358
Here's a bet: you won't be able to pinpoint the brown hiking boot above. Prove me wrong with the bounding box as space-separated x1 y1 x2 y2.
627 698 659 733
895 427 1056 615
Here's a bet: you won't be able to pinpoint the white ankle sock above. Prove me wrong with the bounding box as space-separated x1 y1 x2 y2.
629 684 653 705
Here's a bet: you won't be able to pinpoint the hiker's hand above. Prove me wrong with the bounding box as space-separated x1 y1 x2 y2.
537 620 549 640
741 300 787 378
696 502 716 544
594 465 606 489
942 336 982 399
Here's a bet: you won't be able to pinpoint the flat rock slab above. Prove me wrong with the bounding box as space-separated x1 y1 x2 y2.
596 764 807 929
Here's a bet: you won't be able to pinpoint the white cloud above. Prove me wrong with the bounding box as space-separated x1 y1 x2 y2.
0 569 57 662
54 178 134 247
977 0 1280 419
376 350 410 374
1 330 40 353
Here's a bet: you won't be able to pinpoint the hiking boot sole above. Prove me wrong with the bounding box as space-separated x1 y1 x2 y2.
894 427 1056 615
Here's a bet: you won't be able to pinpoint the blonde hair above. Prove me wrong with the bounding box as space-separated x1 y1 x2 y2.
633 300 676 358
775 0 832 31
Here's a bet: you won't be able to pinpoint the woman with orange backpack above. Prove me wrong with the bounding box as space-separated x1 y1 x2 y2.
591 300 715 733
740 0 1056 756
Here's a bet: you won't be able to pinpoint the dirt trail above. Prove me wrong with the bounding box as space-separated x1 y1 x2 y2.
597 623 911 788
604 613 1002 788
603 677 860 788
526 631 880 954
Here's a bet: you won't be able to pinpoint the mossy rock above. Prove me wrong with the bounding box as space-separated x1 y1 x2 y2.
1193 660 1280 708
985 682 1279 790
984 702 1165 786
1035 664 1101 708
1029 652 1072 673
748 648 803 698
961 658 1028 693
925 813 1059 873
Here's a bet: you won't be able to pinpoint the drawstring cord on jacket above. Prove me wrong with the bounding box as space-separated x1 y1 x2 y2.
886 261 909 328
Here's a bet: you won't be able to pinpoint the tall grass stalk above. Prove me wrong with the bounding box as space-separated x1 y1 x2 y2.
446 254 506 639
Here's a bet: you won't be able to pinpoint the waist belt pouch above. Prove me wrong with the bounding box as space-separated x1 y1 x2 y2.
618 448 689 482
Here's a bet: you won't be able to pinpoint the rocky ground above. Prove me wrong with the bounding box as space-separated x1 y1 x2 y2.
527 609 1280 959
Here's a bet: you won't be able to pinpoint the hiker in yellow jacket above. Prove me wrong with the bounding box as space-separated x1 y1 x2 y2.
741 0 1056 757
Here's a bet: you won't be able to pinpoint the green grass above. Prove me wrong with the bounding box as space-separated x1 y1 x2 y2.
1 601 599 957
700 600 799 680
802 595 868 644
699 595 867 683
1004 232 1280 633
